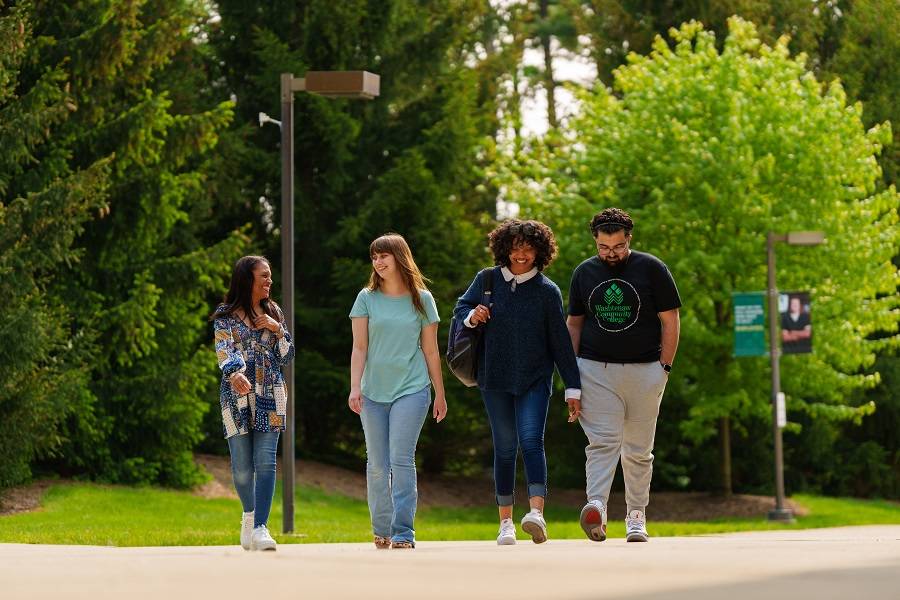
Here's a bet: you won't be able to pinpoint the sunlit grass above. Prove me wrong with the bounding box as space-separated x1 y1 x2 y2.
1 483 897 546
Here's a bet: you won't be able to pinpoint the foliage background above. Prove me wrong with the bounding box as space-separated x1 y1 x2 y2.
1 0 896 499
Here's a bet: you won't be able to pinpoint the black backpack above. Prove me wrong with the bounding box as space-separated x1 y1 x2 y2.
446 268 493 387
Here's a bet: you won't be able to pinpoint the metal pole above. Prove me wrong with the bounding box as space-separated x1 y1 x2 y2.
280 73 296 533
767 232 793 522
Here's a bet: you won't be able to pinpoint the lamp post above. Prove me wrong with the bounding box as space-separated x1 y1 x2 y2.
266 70 380 533
766 230 824 522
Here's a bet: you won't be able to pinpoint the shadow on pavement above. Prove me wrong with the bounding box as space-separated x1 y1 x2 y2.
601 562 900 600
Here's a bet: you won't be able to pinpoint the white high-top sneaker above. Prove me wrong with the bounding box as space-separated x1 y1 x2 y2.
520 509 548 544
497 518 517 545
250 524 277 551
625 509 649 542
579 499 607 542
240 511 254 551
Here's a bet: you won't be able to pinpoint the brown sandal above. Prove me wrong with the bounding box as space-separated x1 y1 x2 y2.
391 540 415 549
374 536 391 549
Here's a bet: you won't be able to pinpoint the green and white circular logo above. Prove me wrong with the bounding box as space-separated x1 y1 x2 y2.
588 279 640 332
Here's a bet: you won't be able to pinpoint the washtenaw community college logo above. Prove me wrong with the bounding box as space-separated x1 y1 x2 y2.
587 279 640 332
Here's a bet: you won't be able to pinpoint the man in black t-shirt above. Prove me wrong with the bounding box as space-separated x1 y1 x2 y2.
781 295 812 354
565 208 681 543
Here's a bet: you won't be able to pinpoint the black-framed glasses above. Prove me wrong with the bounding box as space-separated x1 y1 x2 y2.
597 241 628 255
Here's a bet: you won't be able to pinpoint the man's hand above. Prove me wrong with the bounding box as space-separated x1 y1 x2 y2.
567 397 582 423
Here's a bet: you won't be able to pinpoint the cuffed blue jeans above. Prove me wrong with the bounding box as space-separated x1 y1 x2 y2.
359 386 431 544
227 430 280 528
481 377 552 506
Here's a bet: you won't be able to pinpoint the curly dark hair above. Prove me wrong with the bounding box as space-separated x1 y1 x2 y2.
590 207 634 236
488 219 558 271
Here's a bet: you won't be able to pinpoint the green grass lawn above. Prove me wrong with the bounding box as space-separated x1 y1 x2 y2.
1 482 898 546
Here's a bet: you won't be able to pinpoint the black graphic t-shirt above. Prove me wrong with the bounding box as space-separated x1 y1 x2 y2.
568 251 681 363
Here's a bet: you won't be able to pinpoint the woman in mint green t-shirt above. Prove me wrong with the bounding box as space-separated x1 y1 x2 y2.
348 233 447 549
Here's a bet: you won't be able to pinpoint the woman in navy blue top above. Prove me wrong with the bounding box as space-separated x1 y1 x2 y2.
453 220 581 545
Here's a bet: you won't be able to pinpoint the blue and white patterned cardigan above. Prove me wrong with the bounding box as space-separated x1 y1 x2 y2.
214 305 295 438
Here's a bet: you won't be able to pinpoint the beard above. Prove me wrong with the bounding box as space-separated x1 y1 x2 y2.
599 253 628 271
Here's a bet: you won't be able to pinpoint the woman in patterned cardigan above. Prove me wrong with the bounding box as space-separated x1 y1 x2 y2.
211 256 295 551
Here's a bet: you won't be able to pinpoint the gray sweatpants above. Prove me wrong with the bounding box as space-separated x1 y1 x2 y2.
577 358 668 514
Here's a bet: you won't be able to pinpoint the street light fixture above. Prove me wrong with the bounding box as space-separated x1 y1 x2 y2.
766 230 825 522
263 70 380 534
258 112 281 128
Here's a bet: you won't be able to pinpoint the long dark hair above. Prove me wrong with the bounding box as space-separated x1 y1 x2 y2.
367 233 430 316
209 256 283 322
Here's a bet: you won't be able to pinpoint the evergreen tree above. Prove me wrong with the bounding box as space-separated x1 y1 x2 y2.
0 1 109 487
824 0 898 185
18 0 245 486
207 0 501 472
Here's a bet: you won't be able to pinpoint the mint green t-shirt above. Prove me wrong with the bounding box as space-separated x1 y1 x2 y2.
349 288 440 403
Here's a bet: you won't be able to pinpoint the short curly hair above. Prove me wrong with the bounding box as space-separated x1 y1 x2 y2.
488 219 558 271
590 208 633 236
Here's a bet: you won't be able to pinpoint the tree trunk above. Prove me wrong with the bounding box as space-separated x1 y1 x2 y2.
718 415 733 496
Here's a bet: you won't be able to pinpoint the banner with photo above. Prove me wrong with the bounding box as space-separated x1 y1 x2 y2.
779 291 812 354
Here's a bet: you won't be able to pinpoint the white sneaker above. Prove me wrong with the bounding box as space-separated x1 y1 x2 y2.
626 510 649 542
579 499 607 542
240 511 254 550
250 524 277 551
497 518 517 545
520 509 548 544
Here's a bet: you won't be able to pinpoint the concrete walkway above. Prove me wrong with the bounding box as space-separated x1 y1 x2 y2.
3 526 899 599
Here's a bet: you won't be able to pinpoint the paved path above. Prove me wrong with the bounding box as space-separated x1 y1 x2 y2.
3 526 899 599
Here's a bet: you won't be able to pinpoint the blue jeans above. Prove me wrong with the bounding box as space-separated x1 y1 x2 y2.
481 377 552 505
359 386 431 543
227 430 280 528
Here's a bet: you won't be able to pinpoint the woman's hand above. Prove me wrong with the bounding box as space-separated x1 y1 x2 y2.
230 372 251 396
433 393 448 423
470 304 491 325
348 388 363 415
254 314 281 334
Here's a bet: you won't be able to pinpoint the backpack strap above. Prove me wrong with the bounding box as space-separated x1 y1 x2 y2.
480 267 493 306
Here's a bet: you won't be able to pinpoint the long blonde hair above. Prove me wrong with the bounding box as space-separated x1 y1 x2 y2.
367 233 430 315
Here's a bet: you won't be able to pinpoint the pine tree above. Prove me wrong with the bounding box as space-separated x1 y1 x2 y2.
0 1 109 487
208 0 500 472
18 0 246 486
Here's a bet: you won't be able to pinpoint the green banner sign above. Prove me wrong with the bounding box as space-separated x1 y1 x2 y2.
733 292 766 357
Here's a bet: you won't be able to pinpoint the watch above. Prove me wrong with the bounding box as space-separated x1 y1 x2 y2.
661 362 672 373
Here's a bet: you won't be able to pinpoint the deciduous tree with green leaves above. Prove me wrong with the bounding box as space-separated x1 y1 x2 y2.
512 17 899 494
